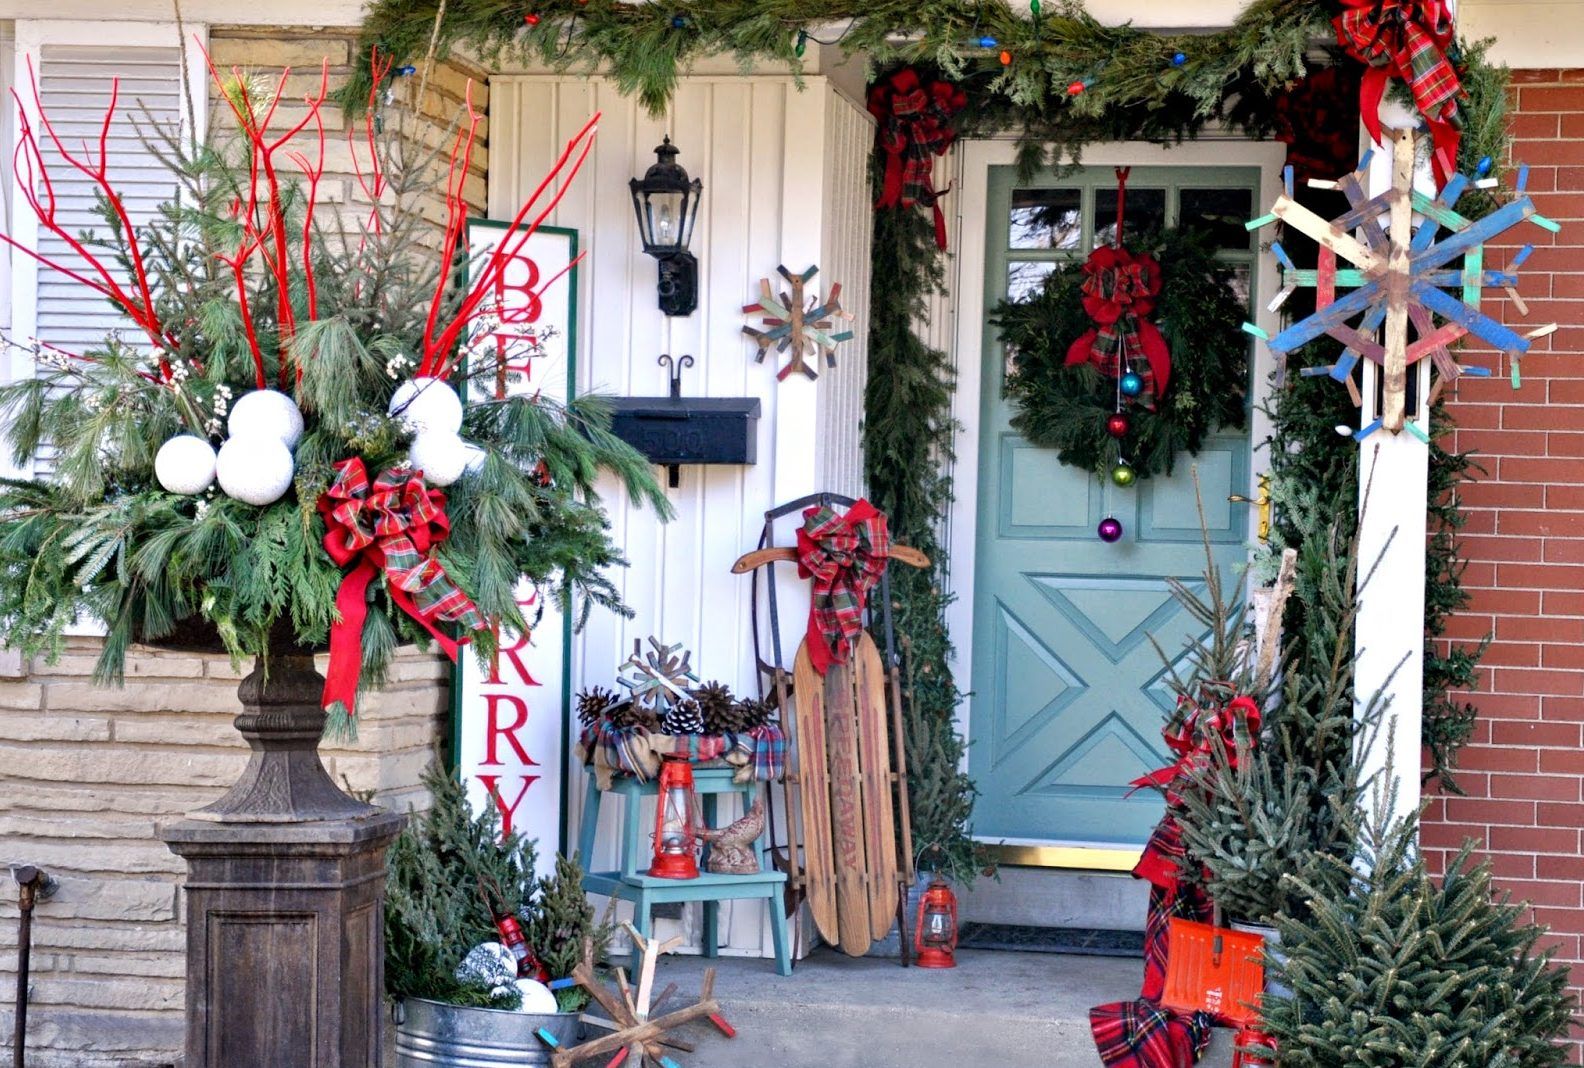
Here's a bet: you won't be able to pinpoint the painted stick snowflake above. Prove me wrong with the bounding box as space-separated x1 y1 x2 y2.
618 636 699 715
742 264 855 381
1244 129 1559 441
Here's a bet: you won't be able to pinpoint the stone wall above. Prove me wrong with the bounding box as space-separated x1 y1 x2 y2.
0 639 449 1067
0 25 487 1068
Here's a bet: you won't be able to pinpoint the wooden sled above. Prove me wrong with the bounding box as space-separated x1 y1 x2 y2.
735 493 923 961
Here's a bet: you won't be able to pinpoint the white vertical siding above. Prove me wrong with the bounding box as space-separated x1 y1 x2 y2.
490 74 874 957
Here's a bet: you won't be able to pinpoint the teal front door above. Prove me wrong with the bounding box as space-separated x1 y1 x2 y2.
969 165 1257 852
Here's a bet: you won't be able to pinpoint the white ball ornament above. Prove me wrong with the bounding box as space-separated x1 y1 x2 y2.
228 389 304 450
409 431 469 488
389 377 463 435
154 435 218 495
216 435 295 506
509 979 559 1015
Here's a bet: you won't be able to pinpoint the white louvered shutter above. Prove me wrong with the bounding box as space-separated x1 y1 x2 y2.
28 44 183 474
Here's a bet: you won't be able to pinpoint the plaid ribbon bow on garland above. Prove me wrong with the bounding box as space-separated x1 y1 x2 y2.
1064 245 1174 410
1334 0 1462 187
868 68 967 250
796 499 890 676
319 457 487 732
1129 692 1263 804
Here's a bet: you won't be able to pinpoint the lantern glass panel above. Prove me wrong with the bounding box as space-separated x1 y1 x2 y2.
659 783 694 853
646 190 686 252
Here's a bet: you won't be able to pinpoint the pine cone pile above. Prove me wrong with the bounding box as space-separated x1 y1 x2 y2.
660 699 706 736
692 681 737 734
577 686 659 733
576 686 620 730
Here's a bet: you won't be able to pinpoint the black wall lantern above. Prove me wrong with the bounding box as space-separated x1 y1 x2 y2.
629 136 702 317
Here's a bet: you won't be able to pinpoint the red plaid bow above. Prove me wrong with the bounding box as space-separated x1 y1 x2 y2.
795 499 890 676
868 68 967 250
1129 693 1262 804
1335 0 1462 186
318 458 486 724
1064 246 1173 407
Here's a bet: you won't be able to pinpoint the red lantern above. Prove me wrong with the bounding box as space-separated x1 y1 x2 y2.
913 876 959 969
649 755 701 879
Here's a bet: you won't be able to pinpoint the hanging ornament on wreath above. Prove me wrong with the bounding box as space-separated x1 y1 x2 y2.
993 168 1248 530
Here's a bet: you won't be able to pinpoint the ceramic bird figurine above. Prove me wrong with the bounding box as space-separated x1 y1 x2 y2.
697 797 764 875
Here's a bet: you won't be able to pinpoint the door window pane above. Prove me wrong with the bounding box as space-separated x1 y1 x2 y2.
1094 187 1165 246
1009 188 1082 250
1007 261 1057 301
1179 188 1256 251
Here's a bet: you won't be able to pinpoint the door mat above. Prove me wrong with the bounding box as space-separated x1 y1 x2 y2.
957 922 1144 957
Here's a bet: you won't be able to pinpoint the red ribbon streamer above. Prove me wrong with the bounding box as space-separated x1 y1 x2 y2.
867 68 967 250
795 499 890 676
1334 0 1463 187
318 458 486 716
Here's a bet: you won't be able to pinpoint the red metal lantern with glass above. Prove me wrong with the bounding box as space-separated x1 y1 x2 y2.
913 876 959 968
649 754 702 879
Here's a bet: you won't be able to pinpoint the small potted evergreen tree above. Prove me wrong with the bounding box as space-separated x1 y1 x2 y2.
386 763 606 1064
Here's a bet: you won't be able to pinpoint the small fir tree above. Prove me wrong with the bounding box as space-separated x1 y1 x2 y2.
524 853 608 1012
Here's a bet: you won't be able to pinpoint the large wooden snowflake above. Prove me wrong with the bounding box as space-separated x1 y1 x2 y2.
742 264 854 381
618 636 698 715
1244 129 1559 441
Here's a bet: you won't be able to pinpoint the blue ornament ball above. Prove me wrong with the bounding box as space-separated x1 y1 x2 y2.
1119 372 1145 398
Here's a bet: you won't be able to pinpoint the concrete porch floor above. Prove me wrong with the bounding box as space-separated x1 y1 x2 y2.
645 947 1239 1067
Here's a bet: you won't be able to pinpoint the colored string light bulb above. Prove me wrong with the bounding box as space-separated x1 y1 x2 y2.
1031 0 1041 13
1476 155 1493 177
672 14 687 28
525 12 540 24
396 65 417 76
795 29 807 57
1067 77 1092 96
1000 49 1013 65
978 35 998 48
1172 51 1187 66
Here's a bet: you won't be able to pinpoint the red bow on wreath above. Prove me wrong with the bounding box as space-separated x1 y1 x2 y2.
319 458 487 727
868 68 967 250
796 499 890 676
1129 693 1262 804
1335 0 1462 187
1065 245 1173 407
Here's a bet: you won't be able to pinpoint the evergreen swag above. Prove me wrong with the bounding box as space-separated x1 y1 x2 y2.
0 63 668 711
992 228 1248 480
387 763 606 1012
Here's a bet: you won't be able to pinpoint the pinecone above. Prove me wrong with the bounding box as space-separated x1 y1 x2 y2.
732 697 774 733
660 699 706 736
576 686 620 730
692 681 737 735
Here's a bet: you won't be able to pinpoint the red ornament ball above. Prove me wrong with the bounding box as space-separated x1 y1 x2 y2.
525 12 540 24
1097 516 1124 543
1105 413 1130 438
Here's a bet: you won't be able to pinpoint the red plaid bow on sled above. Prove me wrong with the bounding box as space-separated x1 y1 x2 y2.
1334 0 1462 187
796 499 890 676
1065 245 1173 408
319 458 487 728
868 68 967 250
1130 693 1262 805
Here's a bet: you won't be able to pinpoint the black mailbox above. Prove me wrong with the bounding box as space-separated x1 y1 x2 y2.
609 356 760 486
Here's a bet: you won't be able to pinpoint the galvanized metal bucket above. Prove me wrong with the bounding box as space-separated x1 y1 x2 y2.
394 997 582 1067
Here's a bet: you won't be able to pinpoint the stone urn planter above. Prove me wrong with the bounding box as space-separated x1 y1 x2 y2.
394 997 582 1067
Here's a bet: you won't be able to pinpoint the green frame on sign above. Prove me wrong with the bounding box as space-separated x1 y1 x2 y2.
448 219 580 861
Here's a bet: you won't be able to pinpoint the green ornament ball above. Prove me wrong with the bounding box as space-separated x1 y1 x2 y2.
1110 463 1136 488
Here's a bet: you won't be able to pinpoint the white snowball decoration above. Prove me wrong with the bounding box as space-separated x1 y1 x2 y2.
154 435 218 495
461 443 488 476
456 942 517 988
228 389 304 450
389 377 463 435
409 431 469 488
509 979 559 1015
215 435 295 506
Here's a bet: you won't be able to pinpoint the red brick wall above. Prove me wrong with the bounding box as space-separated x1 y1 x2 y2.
1422 68 1584 1056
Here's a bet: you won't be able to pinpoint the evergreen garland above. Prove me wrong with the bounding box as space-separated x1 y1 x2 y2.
992 228 1248 480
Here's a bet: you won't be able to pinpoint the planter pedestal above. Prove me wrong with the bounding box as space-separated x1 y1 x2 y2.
161 652 404 1068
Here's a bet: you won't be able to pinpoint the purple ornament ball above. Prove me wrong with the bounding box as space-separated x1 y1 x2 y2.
1097 516 1124 543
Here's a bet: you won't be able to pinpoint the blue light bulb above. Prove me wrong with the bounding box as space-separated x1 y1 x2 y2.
1172 51 1187 67
978 35 997 48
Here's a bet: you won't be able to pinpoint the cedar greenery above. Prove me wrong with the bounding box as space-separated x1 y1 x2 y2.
0 76 668 705
992 227 1248 480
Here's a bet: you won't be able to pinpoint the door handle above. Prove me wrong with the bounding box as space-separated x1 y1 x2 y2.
1227 474 1271 542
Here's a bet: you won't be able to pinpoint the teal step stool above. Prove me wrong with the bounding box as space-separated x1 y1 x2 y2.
578 765 792 976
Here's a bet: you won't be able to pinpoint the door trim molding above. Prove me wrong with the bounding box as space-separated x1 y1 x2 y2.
944 138 1288 858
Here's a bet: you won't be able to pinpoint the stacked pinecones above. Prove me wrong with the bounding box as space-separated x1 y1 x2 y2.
691 681 774 735
576 685 659 733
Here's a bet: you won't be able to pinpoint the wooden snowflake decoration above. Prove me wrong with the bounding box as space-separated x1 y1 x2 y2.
618 636 698 715
1245 129 1559 441
742 264 855 381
